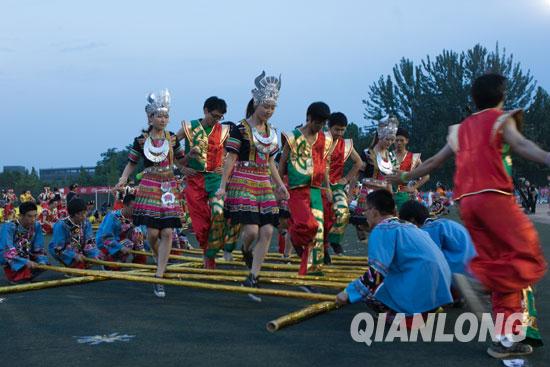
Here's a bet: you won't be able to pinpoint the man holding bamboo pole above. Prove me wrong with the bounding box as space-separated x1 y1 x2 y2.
96 194 147 266
336 190 452 325
0 201 49 283
48 198 102 269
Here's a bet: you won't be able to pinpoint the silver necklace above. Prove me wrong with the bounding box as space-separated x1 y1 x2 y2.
144 136 169 163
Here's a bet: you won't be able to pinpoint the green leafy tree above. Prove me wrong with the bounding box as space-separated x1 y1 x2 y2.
363 43 544 186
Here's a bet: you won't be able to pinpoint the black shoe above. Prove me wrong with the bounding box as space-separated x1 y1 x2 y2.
241 273 261 302
323 250 332 265
241 249 253 270
330 243 344 255
486 341 533 359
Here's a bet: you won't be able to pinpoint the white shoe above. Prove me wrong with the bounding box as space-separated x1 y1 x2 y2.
153 282 165 298
223 251 234 262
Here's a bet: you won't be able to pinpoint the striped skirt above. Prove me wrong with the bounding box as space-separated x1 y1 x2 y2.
133 168 182 230
224 161 279 227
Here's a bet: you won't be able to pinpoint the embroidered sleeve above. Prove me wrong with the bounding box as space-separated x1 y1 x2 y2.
97 214 123 255
32 223 49 264
128 136 143 163
0 223 29 271
226 125 243 154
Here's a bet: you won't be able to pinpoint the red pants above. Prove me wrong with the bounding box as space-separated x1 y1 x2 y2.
3 266 34 283
288 188 318 248
185 175 212 249
288 187 324 275
460 193 547 333
322 192 333 248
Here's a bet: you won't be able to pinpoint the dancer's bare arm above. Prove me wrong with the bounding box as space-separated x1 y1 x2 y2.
269 157 289 200
215 152 238 198
117 162 137 189
388 144 453 184
278 144 289 179
343 148 364 193
503 117 550 165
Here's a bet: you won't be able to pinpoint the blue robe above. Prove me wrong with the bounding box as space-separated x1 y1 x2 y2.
96 210 132 256
0 221 48 271
48 217 100 266
421 218 476 275
347 218 453 314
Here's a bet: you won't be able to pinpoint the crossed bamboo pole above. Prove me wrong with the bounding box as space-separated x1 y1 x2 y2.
0 259 349 332
129 250 367 274
173 247 368 264
35 264 337 302
87 258 357 282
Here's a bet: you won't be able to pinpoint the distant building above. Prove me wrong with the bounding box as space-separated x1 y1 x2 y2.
39 167 95 183
3 166 26 174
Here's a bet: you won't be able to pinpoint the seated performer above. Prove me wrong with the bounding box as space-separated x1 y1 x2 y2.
336 190 452 320
48 198 102 269
398 200 476 276
0 202 49 284
96 194 147 265
324 112 363 261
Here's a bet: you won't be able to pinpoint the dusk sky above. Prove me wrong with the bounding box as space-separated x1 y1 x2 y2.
2 0 550 170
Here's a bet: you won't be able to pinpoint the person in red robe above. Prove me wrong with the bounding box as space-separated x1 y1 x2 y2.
389 73 548 359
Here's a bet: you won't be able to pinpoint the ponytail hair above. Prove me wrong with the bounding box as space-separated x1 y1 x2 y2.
369 132 379 149
246 98 256 118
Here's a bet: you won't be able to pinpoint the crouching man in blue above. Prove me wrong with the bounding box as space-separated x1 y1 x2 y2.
336 190 453 326
399 200 476 276
49 198 102 268
96 194 147 266
0 201 49 283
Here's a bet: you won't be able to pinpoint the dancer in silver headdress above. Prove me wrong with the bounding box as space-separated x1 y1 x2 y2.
117 89 187 298
352 116 399 242
216 71 289 299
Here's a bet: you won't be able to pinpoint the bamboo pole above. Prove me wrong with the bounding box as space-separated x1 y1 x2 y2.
0 276 102 295
129 250 367 273
86 258 356 282
0 263 193 295
36 264 336 302
173 248 368 263
126 271 349 289
266 301 340 332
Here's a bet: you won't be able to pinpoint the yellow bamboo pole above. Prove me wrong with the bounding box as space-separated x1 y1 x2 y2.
0 263 193 295
0 268 151 295
126 271 349 289
86 258 356 282
36 264 336 302
37 265 334 301
172 248 368 266
129 250 367 274
173 247 369 263
0 276 102 295
266 301 340 332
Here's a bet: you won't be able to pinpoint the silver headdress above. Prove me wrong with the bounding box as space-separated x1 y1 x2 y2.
145 89 171 115
251 71 281 106
377 116 399 139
